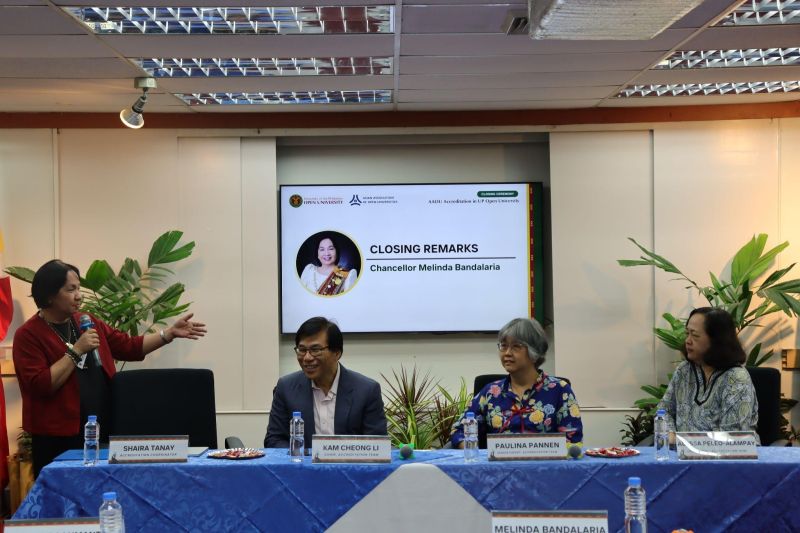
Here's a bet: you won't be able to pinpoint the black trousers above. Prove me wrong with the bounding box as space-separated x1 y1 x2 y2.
32 434 81 478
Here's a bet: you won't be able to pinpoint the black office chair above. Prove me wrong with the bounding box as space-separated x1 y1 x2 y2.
224 437 245 449
746 366 782 446
111 368 218 449
473 374 506 397
471 373 573 448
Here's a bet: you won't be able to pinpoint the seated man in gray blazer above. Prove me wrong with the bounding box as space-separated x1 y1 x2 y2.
265 316 387 448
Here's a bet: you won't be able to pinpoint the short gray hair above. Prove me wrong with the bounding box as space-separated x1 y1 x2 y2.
498 318 548 368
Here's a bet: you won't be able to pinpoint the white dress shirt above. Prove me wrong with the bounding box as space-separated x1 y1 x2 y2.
311 363 341 435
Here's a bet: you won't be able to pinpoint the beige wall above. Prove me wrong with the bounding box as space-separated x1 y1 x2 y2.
1 121 798 450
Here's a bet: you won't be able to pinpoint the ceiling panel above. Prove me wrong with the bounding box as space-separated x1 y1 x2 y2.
400 52 667 75
0 6 85 34
0 1 48 5
399 71 639 90
104 34 395 58
397 99 601 110
681 25 800 51
401 29 694 56
0 58 141 78
0 0 797 115
399 86 618 102
402 4 521 34
671 0 742 28
0 35 114 58
0 89 186 112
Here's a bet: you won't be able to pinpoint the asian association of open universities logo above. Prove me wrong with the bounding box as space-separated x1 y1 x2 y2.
289 194 303 208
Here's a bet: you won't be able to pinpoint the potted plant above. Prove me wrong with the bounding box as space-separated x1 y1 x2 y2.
8 429 33 514
381 365 470 449
618 234 800 444
4 230 195 352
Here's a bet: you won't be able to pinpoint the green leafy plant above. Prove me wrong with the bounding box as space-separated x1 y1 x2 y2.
16 429 32 462
620 411 655 447
381 366 470 449
618 234 800 441
4 230 195 338
431 378 471 448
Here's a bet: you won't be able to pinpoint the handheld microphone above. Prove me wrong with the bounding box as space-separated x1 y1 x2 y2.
399 444 414 460
567 444 582 460
79 314 101 366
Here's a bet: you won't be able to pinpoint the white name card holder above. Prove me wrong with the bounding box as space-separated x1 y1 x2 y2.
4 518 100 532
108 435 190 464
487 433 567 461
676 431 758 460
491 510 609 533
311 435 392 463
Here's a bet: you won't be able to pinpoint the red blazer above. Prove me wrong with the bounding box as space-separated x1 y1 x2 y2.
12 312 144 436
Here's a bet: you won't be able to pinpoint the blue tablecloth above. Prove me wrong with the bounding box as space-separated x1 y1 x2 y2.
14 447 800 532
437 447 800 533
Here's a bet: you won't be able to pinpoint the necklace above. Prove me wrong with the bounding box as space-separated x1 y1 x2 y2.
39 313 78 345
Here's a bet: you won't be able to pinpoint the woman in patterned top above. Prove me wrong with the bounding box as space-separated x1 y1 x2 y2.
657 307 758 442
451 317 583 447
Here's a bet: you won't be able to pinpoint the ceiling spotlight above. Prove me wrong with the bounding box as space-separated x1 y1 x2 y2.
120 77 157 129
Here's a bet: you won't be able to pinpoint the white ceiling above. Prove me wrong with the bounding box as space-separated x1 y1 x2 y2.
0 0 798 113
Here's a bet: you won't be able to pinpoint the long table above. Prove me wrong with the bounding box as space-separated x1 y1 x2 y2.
14 447 800 532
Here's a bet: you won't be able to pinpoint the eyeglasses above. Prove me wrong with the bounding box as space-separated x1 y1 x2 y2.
294 345 329 357
497 342 527 353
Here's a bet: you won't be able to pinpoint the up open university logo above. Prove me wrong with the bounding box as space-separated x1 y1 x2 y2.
349 195 362 206
289 194 303 208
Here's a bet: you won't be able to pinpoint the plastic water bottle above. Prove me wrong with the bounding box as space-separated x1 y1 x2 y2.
99 491 125 533
463 412 479 462
290 411 304 463
624 477 647 533
654 409 669 461
84 415 99 466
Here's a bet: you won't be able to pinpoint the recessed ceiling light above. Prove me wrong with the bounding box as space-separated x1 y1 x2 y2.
617 80 800 97
175 90 392 105
133 57 393 77
62 6 394 34
717 0 800 26
654 48 800 69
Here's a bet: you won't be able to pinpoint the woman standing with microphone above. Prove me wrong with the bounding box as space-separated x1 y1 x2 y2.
12 260 207 477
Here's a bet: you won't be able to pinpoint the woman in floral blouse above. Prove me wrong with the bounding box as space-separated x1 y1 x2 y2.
657 307 758 441
451 317 583 447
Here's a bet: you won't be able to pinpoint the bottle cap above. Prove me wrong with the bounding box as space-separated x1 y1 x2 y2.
292 411 301 418
465 412 475 419
103 491 117 500
656 409 666 416
88 415 97 422
628 477 641 487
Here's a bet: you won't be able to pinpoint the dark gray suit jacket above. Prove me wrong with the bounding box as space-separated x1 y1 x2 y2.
264 365 387 448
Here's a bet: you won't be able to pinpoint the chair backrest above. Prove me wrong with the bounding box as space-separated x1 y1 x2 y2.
472 373 572 397
746 366 781 446
473 374 506 397
111 368 217 448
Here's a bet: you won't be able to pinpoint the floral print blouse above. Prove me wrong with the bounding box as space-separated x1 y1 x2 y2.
451 371 583 447
657 360 758 436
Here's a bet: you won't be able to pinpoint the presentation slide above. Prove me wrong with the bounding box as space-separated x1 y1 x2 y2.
280 183 537 333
